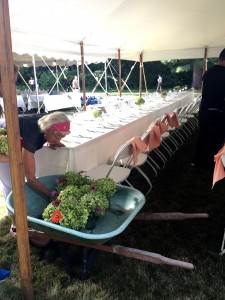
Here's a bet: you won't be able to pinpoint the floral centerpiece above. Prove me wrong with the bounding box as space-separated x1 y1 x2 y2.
42 171 117 231
0 128 8 155
174 86 181 92
93 109 103 118
161 91 167 98
135 97 145 106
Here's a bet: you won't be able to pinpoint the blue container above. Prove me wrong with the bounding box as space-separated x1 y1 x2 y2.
6 175 145 246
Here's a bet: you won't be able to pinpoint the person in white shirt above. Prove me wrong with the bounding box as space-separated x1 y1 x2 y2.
72 75 79 92
157 75 162 92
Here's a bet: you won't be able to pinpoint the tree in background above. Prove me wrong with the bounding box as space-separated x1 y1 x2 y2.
16 58 217 93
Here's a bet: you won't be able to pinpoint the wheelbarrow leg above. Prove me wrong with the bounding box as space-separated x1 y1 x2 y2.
81 246 105 280
56 241 77 279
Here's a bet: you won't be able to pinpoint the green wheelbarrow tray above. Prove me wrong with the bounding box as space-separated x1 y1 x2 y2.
6 175 145 246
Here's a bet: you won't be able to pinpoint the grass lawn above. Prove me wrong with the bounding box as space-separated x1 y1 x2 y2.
1 120 225 299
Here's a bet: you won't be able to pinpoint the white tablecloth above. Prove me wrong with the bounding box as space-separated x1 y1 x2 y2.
34 91 194 177
27 94 47 110
17 95 26 112
0 96 26 112
44 93 81 112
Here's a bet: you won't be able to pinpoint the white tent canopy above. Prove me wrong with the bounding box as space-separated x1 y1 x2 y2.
9 0 225 63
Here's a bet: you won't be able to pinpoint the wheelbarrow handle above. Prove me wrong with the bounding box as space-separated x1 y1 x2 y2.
101 244 194 270
135 212 209 221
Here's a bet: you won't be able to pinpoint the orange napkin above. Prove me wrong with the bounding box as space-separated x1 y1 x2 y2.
163 112 179 128
164 113 174 127
146 124 161 150
212 144 225 188
171 112 179 128
126 136 147 165
157 119 168 134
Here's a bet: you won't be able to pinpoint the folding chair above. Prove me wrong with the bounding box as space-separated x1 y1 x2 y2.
85 138 152 196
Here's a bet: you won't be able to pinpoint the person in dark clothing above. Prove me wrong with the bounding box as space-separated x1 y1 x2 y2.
192 48 225 170
0 106 70 245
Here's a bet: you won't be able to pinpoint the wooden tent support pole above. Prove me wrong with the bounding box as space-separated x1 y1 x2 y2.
118 49 122 97
0 1 33 299
135 212 209 221
28 231 194 270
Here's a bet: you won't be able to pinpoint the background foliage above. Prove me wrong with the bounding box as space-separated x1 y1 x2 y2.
16 58 218 93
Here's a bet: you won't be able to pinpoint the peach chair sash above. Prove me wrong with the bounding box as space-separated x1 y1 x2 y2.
157 119 168 134
126 136 147 165
146 124 161 150
212 144 225 188
171 112 179 128
164 113 174 127
164 112 179 128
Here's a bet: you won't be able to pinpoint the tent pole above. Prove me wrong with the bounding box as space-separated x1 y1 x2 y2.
105 59 108 96
201 47 208 91
32 54 40 113
18 70 32 91
110 63 133 95
139 53 143 97
118 49 122 97
0 0 33 299
76 61 80 93
203 46 208 74
121 61 137 91
80 41 86 111
91 59 112 94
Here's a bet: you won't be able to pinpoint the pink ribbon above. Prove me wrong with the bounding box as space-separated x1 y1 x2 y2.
48 122 70 132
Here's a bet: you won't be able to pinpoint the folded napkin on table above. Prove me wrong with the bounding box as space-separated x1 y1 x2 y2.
212 144 225 188
126 136 147 165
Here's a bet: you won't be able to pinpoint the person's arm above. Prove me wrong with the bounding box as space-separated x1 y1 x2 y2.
22 148 51 197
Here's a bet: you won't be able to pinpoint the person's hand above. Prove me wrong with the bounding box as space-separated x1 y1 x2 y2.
47 142 66 150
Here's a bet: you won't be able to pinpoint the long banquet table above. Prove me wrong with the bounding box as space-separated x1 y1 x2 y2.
34 91 194 177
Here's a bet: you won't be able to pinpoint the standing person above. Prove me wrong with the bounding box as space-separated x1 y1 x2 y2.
72 75 79 92
29 77 35 91
192 48 225 170
157 75 162 92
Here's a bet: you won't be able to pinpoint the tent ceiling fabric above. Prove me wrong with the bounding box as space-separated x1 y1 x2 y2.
9 0 225 64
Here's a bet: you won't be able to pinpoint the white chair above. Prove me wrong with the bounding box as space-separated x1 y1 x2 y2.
85 137 152 196
85 143 133 183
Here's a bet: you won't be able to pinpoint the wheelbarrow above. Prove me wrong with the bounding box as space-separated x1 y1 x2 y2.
6 175 194 279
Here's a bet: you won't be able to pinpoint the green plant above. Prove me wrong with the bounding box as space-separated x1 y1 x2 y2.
161 91 167 97
135 97 145 106
0 129 8 155
93 109 103 118
42 172 116 230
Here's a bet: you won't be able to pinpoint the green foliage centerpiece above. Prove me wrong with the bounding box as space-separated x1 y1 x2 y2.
42 171 117 231
93 109 103 118
135 97 145 107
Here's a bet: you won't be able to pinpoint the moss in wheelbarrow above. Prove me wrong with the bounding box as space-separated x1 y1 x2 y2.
6 175 145 246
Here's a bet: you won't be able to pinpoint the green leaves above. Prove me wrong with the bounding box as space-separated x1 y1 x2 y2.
135 97 145 106
43 172 117 230
0 129 8 156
